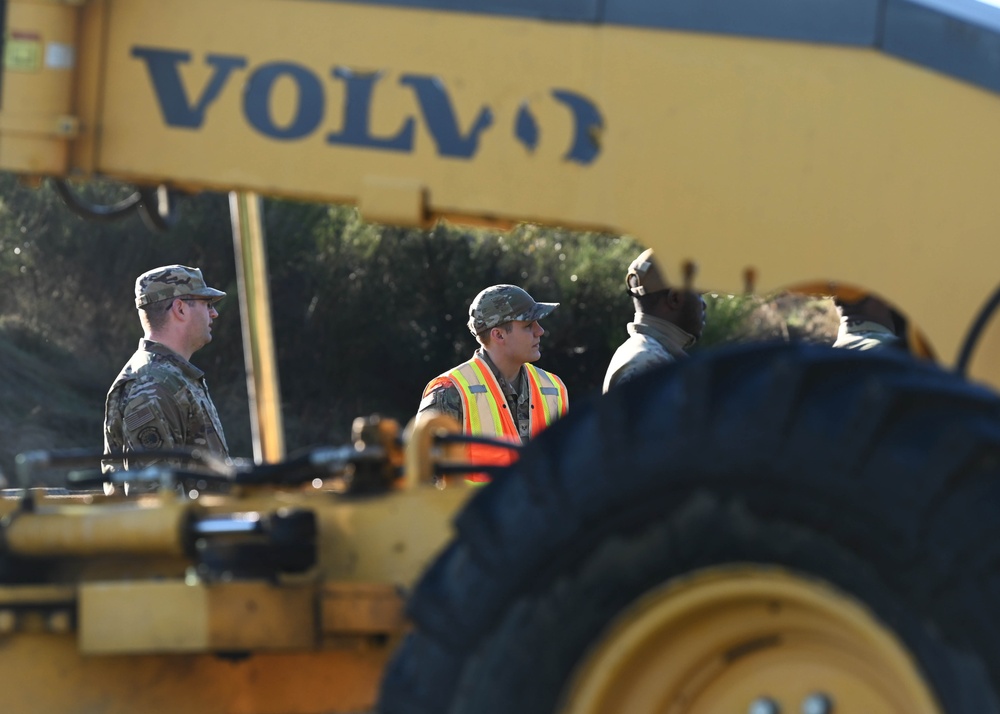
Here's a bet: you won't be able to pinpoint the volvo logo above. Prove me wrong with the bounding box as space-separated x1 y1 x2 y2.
132 47 604 164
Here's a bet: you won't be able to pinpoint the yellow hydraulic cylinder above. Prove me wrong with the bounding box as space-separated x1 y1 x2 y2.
3 502 189 557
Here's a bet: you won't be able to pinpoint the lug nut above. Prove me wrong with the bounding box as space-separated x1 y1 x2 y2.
802 693 833 714
749 698 780 714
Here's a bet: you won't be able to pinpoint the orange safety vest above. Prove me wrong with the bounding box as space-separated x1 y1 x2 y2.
422 355 568 482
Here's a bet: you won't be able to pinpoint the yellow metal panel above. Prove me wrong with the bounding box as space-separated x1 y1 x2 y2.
5 0 1000 382
80 579 317 653
1 632 389 713
92 0 607 209
359 175 428 226
208 580 315 650
0 0 81 173
76 0 1000 385
0 584 75 605
80 580 209 652
184 481 468 588
321 581 407 635
316 483 471 584
72 0 109 173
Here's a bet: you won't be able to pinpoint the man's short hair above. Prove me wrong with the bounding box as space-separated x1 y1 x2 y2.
476 321 514 346
139 297 177 332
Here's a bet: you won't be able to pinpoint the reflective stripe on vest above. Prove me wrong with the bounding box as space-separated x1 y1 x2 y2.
447 357 568 441
524 363 569 436
433 356 569 482
448 356 517 440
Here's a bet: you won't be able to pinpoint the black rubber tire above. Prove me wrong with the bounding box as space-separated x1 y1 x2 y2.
379 342 1000 713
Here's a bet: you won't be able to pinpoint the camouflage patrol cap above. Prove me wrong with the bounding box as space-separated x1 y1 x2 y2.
134 265 226 308
626 248 669 297
467 284 558 336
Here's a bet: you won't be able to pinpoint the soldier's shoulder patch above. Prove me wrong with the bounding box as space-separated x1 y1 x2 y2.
137 426 164 450
124 404 155 431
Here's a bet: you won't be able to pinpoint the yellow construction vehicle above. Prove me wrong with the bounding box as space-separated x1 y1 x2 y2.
4 0 1000 712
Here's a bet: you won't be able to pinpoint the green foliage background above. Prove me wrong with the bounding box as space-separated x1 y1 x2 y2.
0 175 839 480
0 176 644 476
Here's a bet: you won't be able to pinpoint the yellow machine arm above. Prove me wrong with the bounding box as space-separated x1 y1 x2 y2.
5 0 1000 385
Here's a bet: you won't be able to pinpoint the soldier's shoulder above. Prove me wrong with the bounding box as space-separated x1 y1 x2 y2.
627 342 674 367
132 355 191 389
418 380 461 414
618 350 675 381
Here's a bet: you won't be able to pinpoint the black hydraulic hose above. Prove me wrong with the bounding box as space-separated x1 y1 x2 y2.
137 185 181 232
956 282 1000 377
432 433 522 478
51 178 142 221
234 445 360 485
13 447 234 490
434 462 516 478
23 447 215 471
435 433 522 451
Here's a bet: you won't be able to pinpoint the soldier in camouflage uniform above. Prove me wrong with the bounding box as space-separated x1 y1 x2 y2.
103 265 229 472
832 294 905 352
417 285 568 480
603 248 706 392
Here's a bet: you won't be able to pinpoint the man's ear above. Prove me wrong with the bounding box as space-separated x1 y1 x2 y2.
492 327 505 342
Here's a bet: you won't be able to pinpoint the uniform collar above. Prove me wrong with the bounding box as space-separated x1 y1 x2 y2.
628 313 696 352
139 338 205 380
476 348 523 398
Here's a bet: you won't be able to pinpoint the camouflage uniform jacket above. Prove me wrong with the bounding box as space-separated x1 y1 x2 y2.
832 318 900 351
603 313 695 392
418 348 534 443
103 339 229 472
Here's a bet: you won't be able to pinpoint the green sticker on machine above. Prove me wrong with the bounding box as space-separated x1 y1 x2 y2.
5 35 43 72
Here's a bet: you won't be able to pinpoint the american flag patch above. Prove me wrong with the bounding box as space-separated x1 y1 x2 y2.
124 405 155 431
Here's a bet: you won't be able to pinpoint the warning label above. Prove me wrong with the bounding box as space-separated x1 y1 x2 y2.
5 31 43 72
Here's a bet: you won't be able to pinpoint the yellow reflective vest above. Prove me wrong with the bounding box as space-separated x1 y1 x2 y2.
422 355 568 480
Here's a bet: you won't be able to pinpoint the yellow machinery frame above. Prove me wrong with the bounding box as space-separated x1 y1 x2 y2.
6 0 1000 384
3 1 1000 711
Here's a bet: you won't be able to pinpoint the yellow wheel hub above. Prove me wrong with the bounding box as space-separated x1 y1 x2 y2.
560 567 942 714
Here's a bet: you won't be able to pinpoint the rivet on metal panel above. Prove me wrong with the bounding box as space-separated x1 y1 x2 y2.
54 115 79 137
